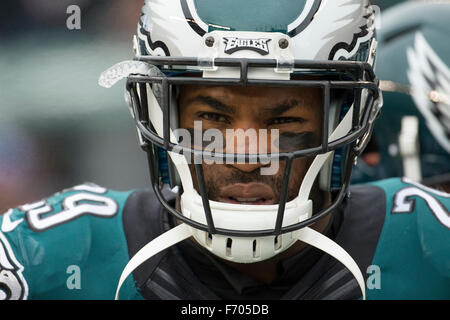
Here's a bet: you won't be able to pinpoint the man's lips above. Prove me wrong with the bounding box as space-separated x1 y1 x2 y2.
218 183 276 205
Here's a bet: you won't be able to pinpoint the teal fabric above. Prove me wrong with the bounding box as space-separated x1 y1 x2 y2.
194 0 308 33
1 178 449 299
0 186 142 300
367 178 450 299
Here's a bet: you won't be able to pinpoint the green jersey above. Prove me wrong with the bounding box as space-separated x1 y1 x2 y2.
0 178 449 300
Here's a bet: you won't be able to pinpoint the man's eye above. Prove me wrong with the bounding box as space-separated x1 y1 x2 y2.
199 112 231 123
268 117 303 125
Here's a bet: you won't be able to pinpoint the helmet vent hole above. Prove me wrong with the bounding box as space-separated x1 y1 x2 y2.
252 240 260 259
226 238 232 257
206 233 213 247
274 236 282 251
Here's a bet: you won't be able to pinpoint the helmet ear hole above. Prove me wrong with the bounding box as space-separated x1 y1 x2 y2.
252 240 260 258
226 238 233 257
274 236 282 251
206 232 213 247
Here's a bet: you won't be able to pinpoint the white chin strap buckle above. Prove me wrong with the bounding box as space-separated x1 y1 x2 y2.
115 224 366 300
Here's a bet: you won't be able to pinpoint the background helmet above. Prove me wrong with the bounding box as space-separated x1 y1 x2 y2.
101 0 381 265
371 0 408 10
352 1 450 190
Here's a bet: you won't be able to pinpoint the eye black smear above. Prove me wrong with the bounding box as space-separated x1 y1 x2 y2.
179 129 319 152
275 132 319 152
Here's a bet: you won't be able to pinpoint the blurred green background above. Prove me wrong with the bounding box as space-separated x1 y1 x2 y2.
0 0 409 212
0 0 148 212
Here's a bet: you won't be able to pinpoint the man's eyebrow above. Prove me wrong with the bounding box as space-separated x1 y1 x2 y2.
261 99 302 117
184 95 236 115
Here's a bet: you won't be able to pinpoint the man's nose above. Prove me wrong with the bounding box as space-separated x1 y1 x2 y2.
224 123 271 173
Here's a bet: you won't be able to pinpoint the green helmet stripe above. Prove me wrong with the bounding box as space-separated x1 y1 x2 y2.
192 0 311 33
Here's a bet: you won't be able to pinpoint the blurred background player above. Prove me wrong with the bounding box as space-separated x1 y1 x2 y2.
352 0 450 192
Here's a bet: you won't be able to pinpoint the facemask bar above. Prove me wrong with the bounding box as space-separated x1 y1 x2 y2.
125 57 381 238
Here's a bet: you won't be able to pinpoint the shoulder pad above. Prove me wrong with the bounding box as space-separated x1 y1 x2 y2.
367 178 450 298
0 183 137 299
390 178 450 278
370 177 449 231
2 183 132 233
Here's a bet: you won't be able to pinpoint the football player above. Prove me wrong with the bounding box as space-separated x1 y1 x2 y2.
0 0 449 301
351 1 450 192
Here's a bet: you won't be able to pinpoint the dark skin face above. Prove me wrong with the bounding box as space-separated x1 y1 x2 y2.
178 85 332 284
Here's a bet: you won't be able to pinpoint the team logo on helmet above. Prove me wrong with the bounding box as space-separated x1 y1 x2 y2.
0 231 28 300
223 37 271 55
407 33 450 153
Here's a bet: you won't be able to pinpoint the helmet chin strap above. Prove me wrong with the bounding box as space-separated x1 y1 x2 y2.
115 224 366 300
115 223 192 300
